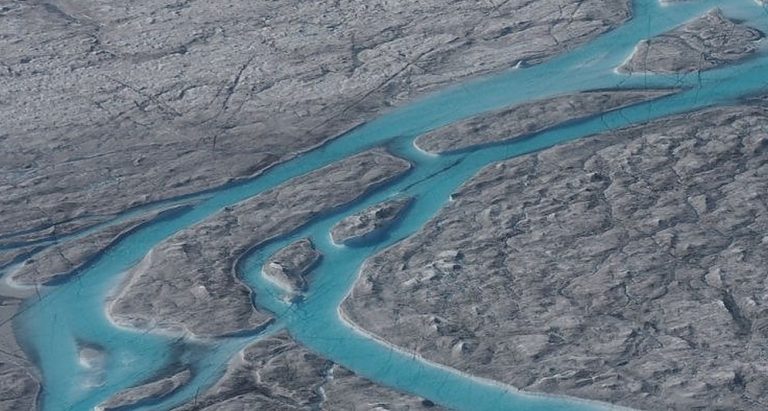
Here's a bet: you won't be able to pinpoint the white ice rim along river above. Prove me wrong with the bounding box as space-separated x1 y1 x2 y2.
3 0 768 409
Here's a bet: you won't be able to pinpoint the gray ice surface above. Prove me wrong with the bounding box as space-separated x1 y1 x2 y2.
263 238 321 294
331 197 412 245
619 8 763 73
173 332 446 411
344 104 768 410
108 150 410 337
415 89 678 154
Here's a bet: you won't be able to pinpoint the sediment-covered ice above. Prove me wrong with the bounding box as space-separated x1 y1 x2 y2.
97 369 191 411
1 0 631 247
263 238 321 294
344 103 768 410
619 8 763 73
108 149 410 337
172 332 444 410
331 197 412 246
414 89 678 154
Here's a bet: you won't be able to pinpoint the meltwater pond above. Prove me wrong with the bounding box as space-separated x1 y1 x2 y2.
8 0 768 409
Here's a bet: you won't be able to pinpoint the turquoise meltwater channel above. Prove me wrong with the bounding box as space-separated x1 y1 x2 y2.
5 0 768 409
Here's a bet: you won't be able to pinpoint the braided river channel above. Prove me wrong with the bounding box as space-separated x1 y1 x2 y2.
4 0 768 409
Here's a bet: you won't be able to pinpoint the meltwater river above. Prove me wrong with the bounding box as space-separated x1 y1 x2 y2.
6 0 768 409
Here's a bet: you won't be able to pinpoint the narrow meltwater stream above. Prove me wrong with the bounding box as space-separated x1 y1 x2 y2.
5 0 768 409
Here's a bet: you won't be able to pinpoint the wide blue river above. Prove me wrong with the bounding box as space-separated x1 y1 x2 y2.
4 0 768 409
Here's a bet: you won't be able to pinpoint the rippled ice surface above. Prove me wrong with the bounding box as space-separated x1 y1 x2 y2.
8 0 768 409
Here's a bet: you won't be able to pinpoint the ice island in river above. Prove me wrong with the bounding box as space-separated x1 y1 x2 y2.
1 0 768 410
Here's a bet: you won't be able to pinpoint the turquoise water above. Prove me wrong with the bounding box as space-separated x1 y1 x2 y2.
5 0 768 409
